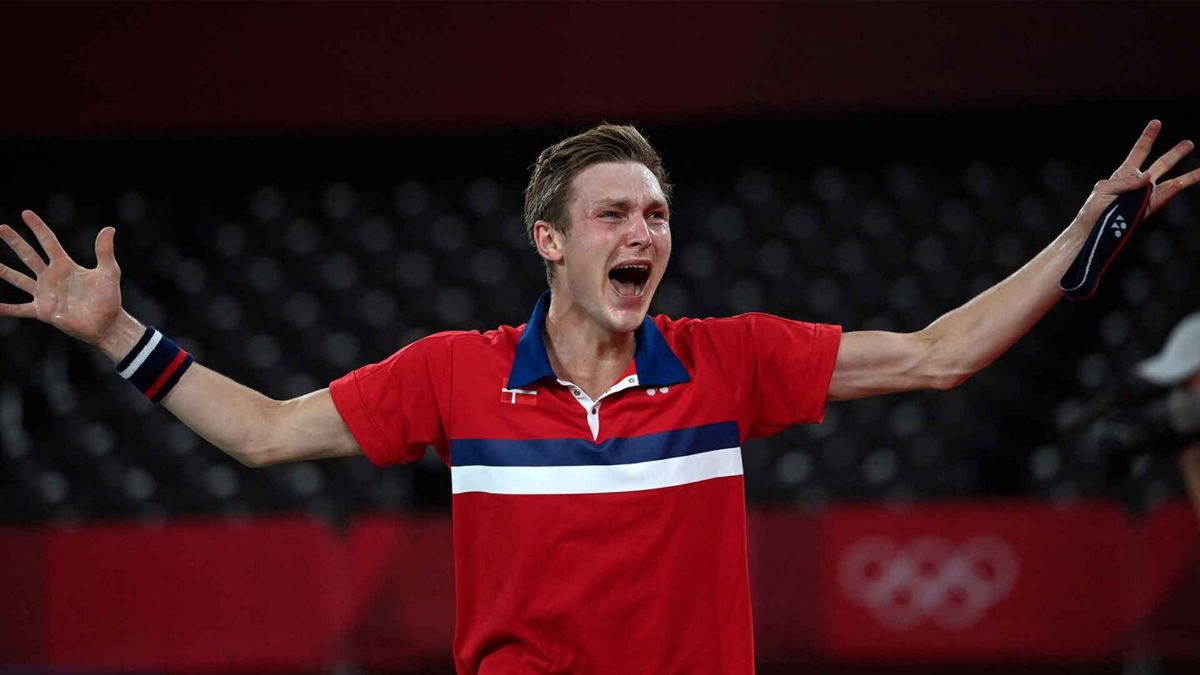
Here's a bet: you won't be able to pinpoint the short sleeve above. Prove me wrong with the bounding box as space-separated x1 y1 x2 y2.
695 313 841 440
329 333 455 466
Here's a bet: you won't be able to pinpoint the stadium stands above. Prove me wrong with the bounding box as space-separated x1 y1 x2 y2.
2 126 1196 523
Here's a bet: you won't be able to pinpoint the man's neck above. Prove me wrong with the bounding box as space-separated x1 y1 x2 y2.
543 296 636 399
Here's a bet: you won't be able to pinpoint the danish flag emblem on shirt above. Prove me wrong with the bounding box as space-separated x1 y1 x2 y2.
500 386 538 406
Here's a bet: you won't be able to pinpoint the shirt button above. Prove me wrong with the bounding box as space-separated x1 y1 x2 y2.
590 407 598 414
571 388 581 396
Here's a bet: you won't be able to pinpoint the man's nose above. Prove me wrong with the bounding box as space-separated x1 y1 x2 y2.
626 216 652 248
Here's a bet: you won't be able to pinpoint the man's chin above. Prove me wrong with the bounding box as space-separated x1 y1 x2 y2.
606 313 645 334
604 295 652 333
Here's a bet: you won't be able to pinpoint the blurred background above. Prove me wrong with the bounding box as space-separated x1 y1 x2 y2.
2 2 1200 673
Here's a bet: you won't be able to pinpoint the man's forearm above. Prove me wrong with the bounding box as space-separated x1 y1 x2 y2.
98 311 287 466
822 212 1100 399
915 121 1197 385
832 124 1196 399
918 217 1091 384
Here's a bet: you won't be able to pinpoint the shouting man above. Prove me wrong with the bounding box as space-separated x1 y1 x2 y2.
1 121 1196 673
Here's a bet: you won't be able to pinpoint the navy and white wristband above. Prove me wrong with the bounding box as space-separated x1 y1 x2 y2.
115 326 195 403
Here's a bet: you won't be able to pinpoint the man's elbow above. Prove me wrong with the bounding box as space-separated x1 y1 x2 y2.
232 448 274 468
914 331 978 391
229 405 293 467
930 370 973 391
234 441 300 468
230 420 294 461
224 441 274 468
927 358 983 390
225 391 353 467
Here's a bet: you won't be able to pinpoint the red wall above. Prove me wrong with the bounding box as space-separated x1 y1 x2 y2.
2 3 1198 135
2 501 1198 670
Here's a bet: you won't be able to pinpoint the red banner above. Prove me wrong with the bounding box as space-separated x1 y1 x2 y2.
39 516 347 671
819 502 1130 662
1135 502 1200 659
0 4 1197 134
345 514 456 669
1 501 1197 669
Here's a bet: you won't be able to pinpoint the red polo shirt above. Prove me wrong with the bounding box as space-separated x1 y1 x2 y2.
330 292 842 674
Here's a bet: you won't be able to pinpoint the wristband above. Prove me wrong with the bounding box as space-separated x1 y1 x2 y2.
1060 185 1152 301
115 326 194 403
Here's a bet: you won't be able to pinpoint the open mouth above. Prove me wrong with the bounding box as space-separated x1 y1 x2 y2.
608 263 651 297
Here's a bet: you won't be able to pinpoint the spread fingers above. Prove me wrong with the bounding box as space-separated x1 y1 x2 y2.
0 262 35 295
1147 139 1195 182
0 302 36 319
0 224 48 275
21 210 70 262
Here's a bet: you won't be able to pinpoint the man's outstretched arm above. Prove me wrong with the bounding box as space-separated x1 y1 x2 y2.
0 210 362 466
829 120 1200 401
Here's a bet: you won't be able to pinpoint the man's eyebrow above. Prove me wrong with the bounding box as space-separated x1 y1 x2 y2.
590 198 632 209
590 198 669 210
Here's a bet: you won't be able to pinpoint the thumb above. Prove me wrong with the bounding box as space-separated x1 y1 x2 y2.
95 227 120 275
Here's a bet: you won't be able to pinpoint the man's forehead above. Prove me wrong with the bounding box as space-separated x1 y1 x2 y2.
570 161 666 206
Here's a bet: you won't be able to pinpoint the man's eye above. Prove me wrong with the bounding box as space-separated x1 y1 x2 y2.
600 211 620 218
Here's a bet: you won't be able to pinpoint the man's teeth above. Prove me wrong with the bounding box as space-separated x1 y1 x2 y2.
608 263 651 297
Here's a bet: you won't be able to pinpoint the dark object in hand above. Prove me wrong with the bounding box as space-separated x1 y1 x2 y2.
1060 185 1153 301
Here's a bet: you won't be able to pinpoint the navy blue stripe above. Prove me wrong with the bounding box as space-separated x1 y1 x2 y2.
129 336 182 391
149 354 193 403
450 421 739 467
115 326 156 372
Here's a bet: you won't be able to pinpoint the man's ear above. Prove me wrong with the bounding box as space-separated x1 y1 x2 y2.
533 220 565 264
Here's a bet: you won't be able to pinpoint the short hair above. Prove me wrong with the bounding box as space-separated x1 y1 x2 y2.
523 124 672 282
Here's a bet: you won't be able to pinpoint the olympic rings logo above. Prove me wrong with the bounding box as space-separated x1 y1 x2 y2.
837 535 1019 631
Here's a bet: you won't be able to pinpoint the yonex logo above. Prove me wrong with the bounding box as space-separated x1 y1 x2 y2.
1110 214 1128 238
837 535 1018 631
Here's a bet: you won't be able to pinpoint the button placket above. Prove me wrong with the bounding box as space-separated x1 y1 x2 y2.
556 374 640 441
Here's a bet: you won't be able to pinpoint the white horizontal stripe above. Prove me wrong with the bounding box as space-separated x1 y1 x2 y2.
118 330 162 379
451 446 743 495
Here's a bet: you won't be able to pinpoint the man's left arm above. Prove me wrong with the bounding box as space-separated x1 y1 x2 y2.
829 120 1198 401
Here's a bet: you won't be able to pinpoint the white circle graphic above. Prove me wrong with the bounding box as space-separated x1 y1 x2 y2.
837 534 1018 631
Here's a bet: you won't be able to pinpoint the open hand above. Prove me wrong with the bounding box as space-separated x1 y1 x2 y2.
0 211 123 345
1077 120 1199 224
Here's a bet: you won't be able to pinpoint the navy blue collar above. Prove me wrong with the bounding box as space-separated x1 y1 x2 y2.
506 290 691 389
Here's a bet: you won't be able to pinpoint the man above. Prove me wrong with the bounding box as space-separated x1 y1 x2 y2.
1125 312 1200 650
0 121 1196 673
1135 311 1200 518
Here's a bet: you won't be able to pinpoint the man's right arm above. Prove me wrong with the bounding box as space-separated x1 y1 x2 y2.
1 210 362 467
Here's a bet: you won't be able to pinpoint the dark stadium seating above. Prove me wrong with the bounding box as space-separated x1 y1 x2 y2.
2 129 1196 523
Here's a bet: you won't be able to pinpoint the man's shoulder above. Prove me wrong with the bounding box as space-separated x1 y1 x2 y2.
653 312 840 349
651 312 777 336
407 324 525 354
650 314 734 353
655 312 830 329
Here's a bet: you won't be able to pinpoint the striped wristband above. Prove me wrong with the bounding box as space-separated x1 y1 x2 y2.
115 326 195 403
